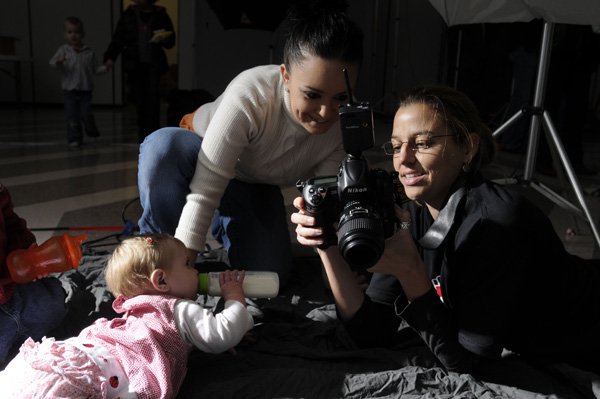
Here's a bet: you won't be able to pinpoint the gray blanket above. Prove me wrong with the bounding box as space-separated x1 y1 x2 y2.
56 252 600 399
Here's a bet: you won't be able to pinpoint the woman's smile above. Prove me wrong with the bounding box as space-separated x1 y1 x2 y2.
308 114 330 125
400 171 427 186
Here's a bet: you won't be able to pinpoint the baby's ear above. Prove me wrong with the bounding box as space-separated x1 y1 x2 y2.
149 269 170 293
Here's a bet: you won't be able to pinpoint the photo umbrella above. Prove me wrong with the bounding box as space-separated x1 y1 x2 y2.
428 0 600 247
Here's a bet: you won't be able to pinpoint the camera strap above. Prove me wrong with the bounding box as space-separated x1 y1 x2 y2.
418 186 466 249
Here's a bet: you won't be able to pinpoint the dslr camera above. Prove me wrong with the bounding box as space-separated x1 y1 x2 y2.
296 69 403 270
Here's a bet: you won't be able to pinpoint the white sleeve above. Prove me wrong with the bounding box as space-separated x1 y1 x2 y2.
49 46 65 67
175 79 261 252
174 299 254 354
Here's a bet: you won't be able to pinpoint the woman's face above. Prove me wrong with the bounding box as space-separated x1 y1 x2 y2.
391 102 475 213
280 55 357 135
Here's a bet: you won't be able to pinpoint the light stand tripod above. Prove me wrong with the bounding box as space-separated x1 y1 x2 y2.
493 21 600 248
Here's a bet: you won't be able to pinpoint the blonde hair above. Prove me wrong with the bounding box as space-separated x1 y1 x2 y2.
105 234 186 297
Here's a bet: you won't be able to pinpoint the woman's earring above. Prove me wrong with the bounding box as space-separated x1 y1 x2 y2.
285 87 290 93
462 161 471 172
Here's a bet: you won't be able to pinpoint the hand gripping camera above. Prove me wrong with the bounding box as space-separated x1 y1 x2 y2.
296 69 403 270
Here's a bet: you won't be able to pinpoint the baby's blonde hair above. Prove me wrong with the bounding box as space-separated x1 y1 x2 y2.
105 234 186 297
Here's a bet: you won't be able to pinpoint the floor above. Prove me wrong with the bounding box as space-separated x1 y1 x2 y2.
1 104 141 250
1 103 599 260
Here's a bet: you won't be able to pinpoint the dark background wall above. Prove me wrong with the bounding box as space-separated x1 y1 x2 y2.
0 0 120 104
0 0 446 114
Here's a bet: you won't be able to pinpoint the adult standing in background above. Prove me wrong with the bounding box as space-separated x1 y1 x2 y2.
104 0 175 143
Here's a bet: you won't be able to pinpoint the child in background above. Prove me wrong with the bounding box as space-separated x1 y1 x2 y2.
0 184 67 371
49 16 107 148
0 234 253 398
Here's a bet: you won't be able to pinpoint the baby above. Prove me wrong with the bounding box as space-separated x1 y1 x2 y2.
0 234 253 398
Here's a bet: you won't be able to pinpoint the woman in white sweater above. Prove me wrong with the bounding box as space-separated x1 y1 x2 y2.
137 0 364 285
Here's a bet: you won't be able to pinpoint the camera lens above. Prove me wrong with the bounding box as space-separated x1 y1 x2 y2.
337 208 384 269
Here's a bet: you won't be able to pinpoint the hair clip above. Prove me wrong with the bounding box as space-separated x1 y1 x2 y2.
144 236 154 245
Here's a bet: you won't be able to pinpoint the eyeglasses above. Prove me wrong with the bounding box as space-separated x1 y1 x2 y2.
382 134 456 155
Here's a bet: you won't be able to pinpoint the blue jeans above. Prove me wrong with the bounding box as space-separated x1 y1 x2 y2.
63 90 99 143
138 127 292 284
0 278 67 368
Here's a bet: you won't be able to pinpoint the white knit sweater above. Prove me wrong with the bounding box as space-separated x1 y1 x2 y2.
175 65 345 252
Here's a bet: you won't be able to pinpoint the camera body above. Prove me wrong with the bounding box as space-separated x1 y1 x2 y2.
297 160 400 270
296 70 402 270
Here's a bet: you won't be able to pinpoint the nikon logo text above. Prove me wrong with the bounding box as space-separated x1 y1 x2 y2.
347 187 367 193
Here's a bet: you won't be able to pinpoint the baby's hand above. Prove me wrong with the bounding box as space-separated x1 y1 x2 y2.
219 270 246 305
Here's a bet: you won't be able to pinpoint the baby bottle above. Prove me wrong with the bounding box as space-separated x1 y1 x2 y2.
198 271 280 298
6 233 88 283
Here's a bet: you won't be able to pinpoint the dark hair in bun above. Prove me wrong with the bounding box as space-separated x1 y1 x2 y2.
283 0 363 70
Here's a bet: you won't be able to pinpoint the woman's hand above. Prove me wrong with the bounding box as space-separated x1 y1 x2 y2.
368 206 431 302
290 196 326 247
291 196 368 318
368 207 418 275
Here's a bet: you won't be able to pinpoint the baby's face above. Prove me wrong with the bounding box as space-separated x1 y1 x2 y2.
166 245 199 300
64 22 83 47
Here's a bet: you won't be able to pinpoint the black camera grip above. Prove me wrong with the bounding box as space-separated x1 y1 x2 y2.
304 207 338 249
296 178 339 249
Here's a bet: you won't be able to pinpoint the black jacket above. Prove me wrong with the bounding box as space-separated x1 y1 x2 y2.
104 4 175 74
344 175 600 373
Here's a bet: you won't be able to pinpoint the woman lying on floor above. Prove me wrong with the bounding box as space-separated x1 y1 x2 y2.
291 85 600 374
